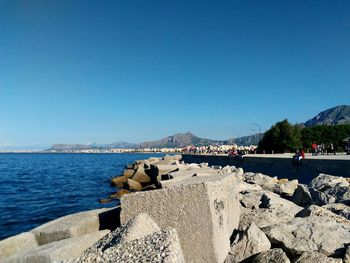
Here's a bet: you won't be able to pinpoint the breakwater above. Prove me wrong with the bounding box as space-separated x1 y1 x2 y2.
182 154 350 184
2 154 350 262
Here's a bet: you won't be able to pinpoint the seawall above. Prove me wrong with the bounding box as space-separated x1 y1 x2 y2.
182 154 350 184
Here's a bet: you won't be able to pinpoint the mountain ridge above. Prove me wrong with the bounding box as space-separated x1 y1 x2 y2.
46 105 350 151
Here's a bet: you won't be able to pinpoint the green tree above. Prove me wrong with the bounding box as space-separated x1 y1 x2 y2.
258 119 302 153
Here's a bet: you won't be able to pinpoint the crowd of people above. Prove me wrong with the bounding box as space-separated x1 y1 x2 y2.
181 145 257 156
311 142 336 156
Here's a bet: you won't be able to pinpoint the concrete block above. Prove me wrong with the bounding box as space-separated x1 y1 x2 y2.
121 173 240 263
0 232 39 260
31 208 113 245
4 230 109 263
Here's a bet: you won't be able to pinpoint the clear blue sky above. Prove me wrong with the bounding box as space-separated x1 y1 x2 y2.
1 1 349 148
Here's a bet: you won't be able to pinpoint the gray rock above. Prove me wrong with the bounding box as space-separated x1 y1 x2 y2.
71 228 184 263
243 173 277 187
293 252 342 263
309 173 348 191
309 187 336 206
0 232 39 260
289 184 314 207
239 191 303 229
309 173 350 202
229 223 271 261
5 230 109 263
31 208 113 245
296 205 350 225
237 182 263 193
72 213 161 262
262 216 350 257
250 248 290 263
120 173 240 263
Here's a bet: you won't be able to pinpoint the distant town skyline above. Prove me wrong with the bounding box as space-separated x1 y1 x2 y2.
1 1 349 149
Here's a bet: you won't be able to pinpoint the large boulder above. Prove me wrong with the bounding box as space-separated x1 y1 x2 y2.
4 230 109 263
120 173 240 263
289 184 314 207
293 252 342 263
228 223 271 261
73 213 163 262
0 232 39 260
249 248 290 263
309 173 350 202
262 216 350 257
131 166 151 184
239 190 303 229
31 208 116 245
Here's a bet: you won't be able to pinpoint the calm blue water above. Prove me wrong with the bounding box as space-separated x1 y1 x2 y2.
0 153 164 240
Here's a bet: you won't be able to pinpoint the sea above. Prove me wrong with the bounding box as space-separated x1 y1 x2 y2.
0 153 165 241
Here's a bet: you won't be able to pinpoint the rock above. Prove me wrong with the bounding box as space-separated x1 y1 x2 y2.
109 189 130 199
163 154 182 161
123 169 135 178
243 173 277 187
72 214 181 263
309 187 336 206
5 230 109 263
262 216 350 257
344 246 350 263
239 190 303 229
111 176 128 187
0 232 39 260
289 184 314 207
250 248 290 263
309 173 350 202
239 190 265 210
323 203 350 220
293 252 343 263
273 179 298 196
309 173 348 191
98 198 112 203
120 173 240 263
125 179 143 191
228 223 271 261
31 208 112 245
296 205 350 225
237 182 263 193
72 228 184 263
221 165 233 174
131 166 151 183
126 164 134 169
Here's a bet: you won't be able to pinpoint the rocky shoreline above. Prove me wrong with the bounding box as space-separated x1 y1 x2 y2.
1 155 350 262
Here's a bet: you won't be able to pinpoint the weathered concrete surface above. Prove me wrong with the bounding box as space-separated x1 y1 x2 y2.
4 230 109 263
0 232 39 260
120 173 239 263
31 208 113 245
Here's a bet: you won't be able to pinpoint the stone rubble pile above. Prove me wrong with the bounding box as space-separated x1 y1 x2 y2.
1 154 350 263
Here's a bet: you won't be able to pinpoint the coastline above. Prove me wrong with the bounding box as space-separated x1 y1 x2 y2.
1 154 350 262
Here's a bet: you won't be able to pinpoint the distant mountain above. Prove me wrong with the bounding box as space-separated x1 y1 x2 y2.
304 105 350 127
140 132 227 148
233 133 264 146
